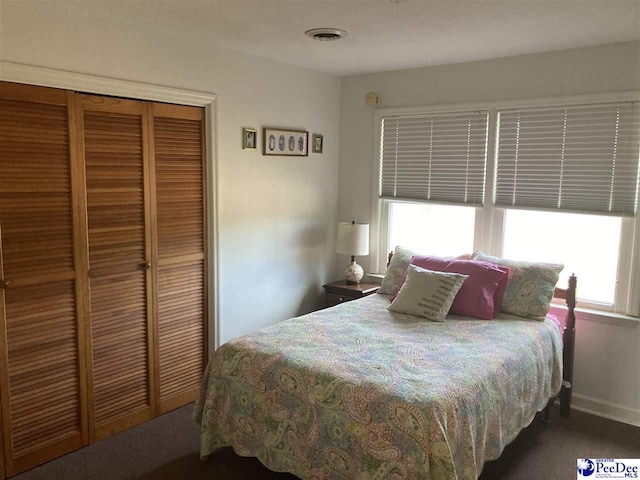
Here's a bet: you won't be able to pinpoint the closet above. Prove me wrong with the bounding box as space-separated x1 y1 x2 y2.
0 82 207 476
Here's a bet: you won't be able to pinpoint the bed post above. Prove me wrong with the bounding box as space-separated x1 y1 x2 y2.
559 274 577 417
543 274 577 422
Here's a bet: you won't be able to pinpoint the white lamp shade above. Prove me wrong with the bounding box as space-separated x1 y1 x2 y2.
336 222 369 256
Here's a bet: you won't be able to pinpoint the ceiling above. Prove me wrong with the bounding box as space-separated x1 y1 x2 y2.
7 0 640 76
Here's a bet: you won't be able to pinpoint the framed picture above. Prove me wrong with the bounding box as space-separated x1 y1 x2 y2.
263 127 308 156
243 128 257 150
312 133 323 153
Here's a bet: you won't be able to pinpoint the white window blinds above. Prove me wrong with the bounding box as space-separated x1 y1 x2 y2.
495 102 640 216
379 111 489 205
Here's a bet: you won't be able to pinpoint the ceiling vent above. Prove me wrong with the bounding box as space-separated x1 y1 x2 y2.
305 28 347 41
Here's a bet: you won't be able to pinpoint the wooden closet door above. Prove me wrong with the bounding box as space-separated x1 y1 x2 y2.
0 82 88 475
150 103 207 413
79 95 155 442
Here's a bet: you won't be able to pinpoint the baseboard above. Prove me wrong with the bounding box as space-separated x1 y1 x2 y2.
572 393 640 427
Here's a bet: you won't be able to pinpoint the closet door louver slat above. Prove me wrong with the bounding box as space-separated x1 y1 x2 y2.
0 83 87 476
81 97 154 442
152 105 207 413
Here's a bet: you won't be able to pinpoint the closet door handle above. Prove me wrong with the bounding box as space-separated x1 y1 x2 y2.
0 280 10 289
141 262 152 270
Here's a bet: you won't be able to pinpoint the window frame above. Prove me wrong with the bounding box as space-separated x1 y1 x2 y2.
372 91 640 317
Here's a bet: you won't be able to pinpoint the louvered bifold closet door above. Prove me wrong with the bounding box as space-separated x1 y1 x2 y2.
79 95 155 442
151 103 207 414
0 82 88 475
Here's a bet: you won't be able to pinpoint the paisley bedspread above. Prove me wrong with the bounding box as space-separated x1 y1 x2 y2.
194 293 563 480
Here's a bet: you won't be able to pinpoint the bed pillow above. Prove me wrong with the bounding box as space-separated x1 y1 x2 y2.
388 265 468 322
379 246 472 296
378 245 416 295
410 255 510 319
473 252 563 320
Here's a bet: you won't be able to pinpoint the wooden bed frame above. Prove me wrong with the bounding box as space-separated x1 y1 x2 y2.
386 251 577 420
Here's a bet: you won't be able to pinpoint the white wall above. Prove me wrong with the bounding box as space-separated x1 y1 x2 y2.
0 1 342 345
338 41 640 425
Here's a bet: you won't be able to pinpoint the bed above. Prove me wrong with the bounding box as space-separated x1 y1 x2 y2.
194 251 577 480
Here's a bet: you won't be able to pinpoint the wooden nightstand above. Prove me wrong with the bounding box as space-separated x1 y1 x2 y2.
322 280 380 308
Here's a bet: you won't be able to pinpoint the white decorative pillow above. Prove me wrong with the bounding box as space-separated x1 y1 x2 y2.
473 252 563 320
388 265 468 322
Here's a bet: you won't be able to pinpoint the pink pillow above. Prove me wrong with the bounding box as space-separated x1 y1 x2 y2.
409 255 510 319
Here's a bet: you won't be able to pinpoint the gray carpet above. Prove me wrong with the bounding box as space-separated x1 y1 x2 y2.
12 405 639 480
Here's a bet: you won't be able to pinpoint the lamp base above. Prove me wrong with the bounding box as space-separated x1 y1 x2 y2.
344 256 364 285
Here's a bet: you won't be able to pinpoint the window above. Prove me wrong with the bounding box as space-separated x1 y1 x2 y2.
388 202 476 258
502 209 621 307
375 94 640 315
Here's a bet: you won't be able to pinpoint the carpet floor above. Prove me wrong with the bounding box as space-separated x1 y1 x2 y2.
12 405 639 480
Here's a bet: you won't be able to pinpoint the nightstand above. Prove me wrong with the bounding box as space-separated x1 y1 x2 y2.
322 280 380 308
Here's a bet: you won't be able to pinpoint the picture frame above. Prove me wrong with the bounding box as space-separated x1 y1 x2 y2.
263 127 308 156
312 133 323 153
243 128 257 150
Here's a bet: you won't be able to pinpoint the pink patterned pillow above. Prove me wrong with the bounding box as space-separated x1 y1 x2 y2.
409 255 510 319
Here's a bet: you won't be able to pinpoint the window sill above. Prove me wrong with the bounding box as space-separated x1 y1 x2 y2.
366 273 384 285
549 304 639 328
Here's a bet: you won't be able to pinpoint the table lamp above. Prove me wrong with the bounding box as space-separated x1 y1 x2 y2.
336 221 370 284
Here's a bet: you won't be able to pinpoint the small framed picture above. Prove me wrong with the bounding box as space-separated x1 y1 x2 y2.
243 128 257 150
312 133 323 153
263 127 308 156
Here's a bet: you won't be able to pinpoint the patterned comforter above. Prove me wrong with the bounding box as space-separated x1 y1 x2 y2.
194 293 563 480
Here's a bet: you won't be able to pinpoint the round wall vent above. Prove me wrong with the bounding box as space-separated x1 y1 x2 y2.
305 28 347 41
